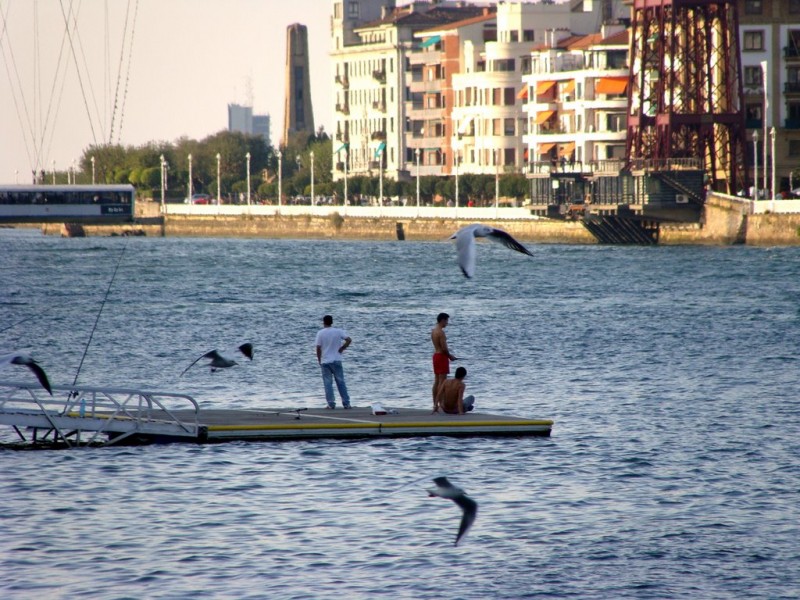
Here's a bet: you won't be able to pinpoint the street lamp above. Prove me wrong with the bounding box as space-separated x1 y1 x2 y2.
188 154 193 202
160 154 166 210
310 151 315 206
344 148 348 208
415 148 421 214
495 149 500 213
770 126 776 209
216 153 221 205
277 150 282 209
91 156 95 184
761 60 768 195
454 146 460 216
14 169 18 184
753 130 759 201
71 159 76 185
52 160 56 185
245 151 251 205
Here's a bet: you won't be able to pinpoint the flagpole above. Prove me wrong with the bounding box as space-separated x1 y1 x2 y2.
761 60 768 195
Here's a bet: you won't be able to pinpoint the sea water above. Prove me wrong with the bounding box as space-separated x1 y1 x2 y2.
1 229 798 599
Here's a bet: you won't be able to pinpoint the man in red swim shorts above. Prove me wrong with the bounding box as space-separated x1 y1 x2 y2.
431 312 457 410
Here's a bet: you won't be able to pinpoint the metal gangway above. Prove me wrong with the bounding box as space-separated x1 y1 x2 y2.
0 380 201 448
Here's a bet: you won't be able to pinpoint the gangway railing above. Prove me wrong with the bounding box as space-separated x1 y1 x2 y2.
0 380 200 448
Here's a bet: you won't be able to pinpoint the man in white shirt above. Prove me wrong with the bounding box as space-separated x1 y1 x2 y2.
314 315 352 409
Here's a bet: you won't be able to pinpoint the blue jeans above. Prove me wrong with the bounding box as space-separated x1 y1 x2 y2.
321 361 350 407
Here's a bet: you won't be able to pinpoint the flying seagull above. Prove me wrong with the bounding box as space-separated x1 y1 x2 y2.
450 223 534 278
180 343 254 377
428 476 478 546
0 351 53 395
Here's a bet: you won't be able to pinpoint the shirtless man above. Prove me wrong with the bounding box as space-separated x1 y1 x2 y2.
431 312 457 409
433 366 475 415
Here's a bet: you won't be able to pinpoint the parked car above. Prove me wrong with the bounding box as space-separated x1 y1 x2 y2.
191 193 212 205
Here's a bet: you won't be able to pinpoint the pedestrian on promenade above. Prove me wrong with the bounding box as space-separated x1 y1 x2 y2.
315 315 352 409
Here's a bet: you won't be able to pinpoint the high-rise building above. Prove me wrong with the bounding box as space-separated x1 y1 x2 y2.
228 103 271 147
283 23 315 146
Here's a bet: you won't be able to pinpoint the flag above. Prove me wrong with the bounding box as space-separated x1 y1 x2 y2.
335 143 349 153
760 60 769 110
374 142 386 159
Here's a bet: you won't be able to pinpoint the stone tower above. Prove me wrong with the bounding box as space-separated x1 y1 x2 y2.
283 23 315 147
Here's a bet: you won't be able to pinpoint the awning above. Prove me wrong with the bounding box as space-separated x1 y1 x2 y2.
537 142 556 154
595 77 628 95
420 35 441 49
535 110 556 124
561 80 575 95
517 85 529 100
535 80 556 95
558 142 576 157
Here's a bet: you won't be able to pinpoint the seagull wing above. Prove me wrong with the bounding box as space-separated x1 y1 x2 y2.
453 227 478 278
25 360 53 395
238 343 254 360
179 349 220 377
485 227 534 256
453 495 478 546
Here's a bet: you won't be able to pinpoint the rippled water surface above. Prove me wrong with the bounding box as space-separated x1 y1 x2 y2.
1 229 799 599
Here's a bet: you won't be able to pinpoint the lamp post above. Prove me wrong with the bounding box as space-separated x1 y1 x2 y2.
454 147 459 217
415 148 421 214
71 159 76 185
310 151 315 206
216 153 221 205
495 149 500 213
277 150 282 210
160 154 166 211
344 148 348 208
91 156 95 184
378 149 384 211
188 154 193 202
52 160 56 185
752 130 759 201
761 60 768 196
15 169 18 184
770 126 776 210
245 151 251 205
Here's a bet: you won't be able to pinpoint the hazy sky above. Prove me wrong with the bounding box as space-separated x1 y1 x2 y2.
0 0 337 183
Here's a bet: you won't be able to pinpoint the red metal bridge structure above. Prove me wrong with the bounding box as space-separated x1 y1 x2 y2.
625 0 748 194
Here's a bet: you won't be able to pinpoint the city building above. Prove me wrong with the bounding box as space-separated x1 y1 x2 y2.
330 0 490 182
228 103 271 146
739 0 800 193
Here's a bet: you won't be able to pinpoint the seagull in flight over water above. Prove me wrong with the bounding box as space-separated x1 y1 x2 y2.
428 476 478 546
450 223 534 278
180 343 254 376
0 351 53 395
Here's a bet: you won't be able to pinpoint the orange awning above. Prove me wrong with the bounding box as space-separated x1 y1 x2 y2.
595 77 628 95
558 142 576 157
537 142 556 154
535 80 556 95
561 80 575 95
535 110 556 124
517 85 529 100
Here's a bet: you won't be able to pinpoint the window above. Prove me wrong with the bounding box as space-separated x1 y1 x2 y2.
744 66 763 87
510 31 519 43
504 87 516 105
746 103 763 127
523 30 534 42
744 0 762 15
743 31 764 51
504 118 515 136
504 148 515 165
789 140 800 156
348 1 359 17
493 119 501 136
792 0 800 14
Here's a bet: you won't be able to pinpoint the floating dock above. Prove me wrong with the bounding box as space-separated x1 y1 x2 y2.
0 381 552 448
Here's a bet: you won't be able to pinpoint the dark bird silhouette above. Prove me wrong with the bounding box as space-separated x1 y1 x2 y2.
180 343 254 377
450 223 533 278
428 476 478 546
0 351 53 395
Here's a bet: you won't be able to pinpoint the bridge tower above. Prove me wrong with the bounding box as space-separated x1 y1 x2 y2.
625 0 747 194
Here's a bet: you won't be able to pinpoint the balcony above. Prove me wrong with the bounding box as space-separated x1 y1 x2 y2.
335 131 349 142
335 74 350 88
335 103 350 115
372 100 386 113
784 46 800 60
784 82 800 94
371 131 386 141
372 70 386 84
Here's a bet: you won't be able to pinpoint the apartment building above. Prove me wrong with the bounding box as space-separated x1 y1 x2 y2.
330 0 488 181
739 0 800 191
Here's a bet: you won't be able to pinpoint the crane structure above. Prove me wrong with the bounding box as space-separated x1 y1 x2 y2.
625 0 747 194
